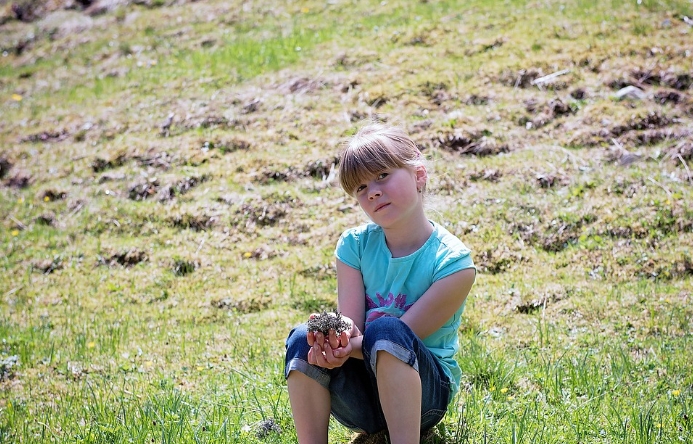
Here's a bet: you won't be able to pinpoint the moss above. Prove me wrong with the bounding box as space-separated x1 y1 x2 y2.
306 310 349 336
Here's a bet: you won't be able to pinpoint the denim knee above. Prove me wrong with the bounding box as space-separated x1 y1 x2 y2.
362 317 420 376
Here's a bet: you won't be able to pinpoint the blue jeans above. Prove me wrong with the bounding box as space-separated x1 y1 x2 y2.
284 316 451 434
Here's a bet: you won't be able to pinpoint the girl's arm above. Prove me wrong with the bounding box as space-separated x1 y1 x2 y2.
306 259 366 368
400 268 476 340
336 259 366 334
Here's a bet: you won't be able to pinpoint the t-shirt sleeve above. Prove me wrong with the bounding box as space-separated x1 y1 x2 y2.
432 244 475 282
335 228 361 270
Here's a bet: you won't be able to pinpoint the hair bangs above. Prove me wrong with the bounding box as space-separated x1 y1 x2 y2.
339 139 406 195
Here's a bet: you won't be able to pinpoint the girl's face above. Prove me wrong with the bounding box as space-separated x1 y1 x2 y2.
353 166 427 229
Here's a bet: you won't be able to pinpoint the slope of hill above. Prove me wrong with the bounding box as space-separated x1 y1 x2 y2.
1 0 692 442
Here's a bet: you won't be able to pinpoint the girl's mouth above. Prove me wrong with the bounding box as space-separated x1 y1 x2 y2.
375 203 390 212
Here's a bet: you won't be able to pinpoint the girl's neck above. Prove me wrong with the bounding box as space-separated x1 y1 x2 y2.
383 213 433 258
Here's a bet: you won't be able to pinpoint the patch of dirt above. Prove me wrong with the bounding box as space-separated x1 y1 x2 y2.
606 176 645 198
521 97 576 129
4 170 31 188
654 90 686 105
464 37 505 56
253 156 338 184
600 204 692 241
430 172 468 195
299 263 336 281
526 215 595 252
436 129 510 156
35 211 56 226
211 295 270 313
32 256 63 274
98 248 147 267
20 129 69 143
512 285 568 314
168 212 218 231
499 67 569 90
97 172 126 183
637 254 693 280
242 244 278 260
629 67 692 91
133 150 176 170
469 168 502 182
128 175 208 202
419 80 454 106
240 98 262 114
361 87 389 108
0 356 19 382
664 140 693 161
92 152 127 173
278 76 328 94
233 196 298 228
232 203 290 227
464 94 491 105
205 135 251 154
171 257 198 276
570 111 681 147
36 10 94 39
38 188 67 201
610 111 674 136
570 87 587 100
619 127 691 146
475 246 525 274
535 171 570 188
0 156 12 179
156 175 210 201
127 177 159 201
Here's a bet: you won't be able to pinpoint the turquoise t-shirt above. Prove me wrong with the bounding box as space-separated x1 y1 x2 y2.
335 221 475 400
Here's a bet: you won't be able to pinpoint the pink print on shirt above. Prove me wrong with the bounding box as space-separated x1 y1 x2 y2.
364 292 414 327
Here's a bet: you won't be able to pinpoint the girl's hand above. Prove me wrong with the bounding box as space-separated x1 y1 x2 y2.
306 314 361 368
307 333 353 369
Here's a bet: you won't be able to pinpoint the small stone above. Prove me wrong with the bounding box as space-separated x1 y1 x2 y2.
614 86 646 101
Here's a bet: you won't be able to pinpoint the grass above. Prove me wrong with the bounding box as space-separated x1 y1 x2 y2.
1 0 693 442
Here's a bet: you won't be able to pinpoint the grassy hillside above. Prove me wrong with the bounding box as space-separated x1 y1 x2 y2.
1 0 692 442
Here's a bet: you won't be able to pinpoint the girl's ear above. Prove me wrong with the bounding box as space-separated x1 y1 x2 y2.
415 165 428 189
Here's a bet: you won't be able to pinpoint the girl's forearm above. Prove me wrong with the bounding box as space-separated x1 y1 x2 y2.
349 335 364 360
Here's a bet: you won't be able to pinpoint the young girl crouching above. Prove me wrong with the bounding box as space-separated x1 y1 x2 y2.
285 122 476 444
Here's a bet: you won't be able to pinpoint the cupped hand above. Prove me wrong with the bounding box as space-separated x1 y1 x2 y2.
306 313 359 369
307 333 353 369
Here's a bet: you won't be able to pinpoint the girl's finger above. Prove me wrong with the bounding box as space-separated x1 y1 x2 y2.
328 329 340 349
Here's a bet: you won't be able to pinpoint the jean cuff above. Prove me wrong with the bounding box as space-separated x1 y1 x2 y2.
369 339 419 378
285 358 331 390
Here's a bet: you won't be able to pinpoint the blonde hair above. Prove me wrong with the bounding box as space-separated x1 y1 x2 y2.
339 122 424 196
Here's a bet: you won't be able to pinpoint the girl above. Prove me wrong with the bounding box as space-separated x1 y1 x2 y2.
285 122 476 444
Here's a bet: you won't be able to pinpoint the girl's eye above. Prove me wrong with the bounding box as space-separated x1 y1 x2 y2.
377 172 389 180
355 184 366 193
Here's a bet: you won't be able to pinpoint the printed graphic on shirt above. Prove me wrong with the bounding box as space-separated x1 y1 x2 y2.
364 292 414 327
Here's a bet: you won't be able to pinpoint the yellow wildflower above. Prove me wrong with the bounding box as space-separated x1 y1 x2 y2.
501 388 508 394
87 341 96 348
672 389 681 396
243 252 252 258
44 196 50 202
11 94 22 102
11 230 19 236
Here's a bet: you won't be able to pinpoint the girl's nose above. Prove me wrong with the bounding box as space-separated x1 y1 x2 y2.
368 188 382 200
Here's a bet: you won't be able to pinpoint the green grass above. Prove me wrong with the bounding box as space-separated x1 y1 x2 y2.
1 0 693 442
